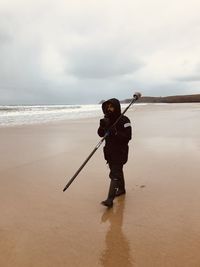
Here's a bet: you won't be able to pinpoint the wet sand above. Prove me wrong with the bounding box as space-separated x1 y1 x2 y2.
0 103 200 267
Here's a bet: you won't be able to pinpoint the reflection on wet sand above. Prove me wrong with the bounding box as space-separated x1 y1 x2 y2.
100 198 133 267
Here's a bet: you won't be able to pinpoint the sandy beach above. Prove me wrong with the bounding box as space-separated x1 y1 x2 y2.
0 103 200 267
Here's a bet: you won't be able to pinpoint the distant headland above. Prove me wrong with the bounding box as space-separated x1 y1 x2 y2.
99 94 200 104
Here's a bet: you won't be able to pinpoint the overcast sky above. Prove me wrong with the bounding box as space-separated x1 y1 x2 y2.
0 0 200 104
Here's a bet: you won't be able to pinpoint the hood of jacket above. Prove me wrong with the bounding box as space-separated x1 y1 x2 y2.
102 98 121 119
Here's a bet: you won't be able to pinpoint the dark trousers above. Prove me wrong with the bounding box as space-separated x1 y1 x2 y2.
108 163 125 190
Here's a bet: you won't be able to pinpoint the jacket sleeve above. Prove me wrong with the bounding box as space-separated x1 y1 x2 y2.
115 117 132 143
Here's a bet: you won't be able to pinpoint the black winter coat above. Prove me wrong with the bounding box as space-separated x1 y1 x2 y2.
97 98 132 164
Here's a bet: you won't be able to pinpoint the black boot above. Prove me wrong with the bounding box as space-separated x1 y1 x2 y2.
101 180 118 208
115 188 126 197
115 175 126 197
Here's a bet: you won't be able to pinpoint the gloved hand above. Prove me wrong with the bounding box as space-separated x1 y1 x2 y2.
100 117 110 129
108 126 117 136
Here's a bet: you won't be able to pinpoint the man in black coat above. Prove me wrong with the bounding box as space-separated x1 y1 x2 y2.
98 98 132 208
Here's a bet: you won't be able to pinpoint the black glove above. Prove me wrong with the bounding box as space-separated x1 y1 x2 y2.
108 126 117 136
100 117 110 129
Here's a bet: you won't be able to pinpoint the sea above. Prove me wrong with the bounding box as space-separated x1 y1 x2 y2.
0 103 150 127
0 104 105 127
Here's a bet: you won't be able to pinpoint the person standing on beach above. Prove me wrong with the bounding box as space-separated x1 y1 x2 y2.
98 98 132 208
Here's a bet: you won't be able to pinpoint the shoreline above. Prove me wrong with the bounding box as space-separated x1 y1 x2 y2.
0 102 199 129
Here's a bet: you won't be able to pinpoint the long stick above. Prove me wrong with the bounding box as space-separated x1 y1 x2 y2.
63 92 141 192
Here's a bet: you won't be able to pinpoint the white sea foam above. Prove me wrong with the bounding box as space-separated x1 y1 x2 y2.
0 103 148 127
0 104 103 127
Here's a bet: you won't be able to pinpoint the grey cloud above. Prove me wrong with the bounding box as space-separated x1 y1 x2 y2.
0 31 12 44
0 13 15 45
67 47 144 79
0 0 200 105
175 62 200 82
176 75 200 82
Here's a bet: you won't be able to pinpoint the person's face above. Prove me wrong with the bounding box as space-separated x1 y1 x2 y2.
106 103 115 113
